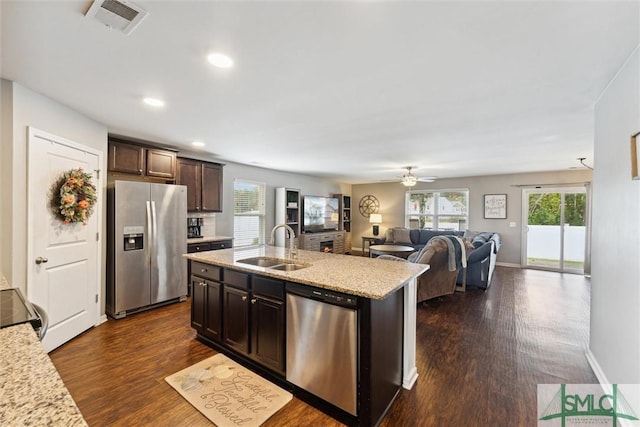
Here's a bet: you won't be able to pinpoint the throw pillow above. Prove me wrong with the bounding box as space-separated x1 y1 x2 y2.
385 228 395 243
393 228 412 245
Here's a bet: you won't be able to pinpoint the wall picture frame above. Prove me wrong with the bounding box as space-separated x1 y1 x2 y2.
631 131 640 180
484 194 507 219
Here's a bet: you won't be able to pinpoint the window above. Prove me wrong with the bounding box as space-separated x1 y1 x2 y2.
405 189 469 231
234 180 266 247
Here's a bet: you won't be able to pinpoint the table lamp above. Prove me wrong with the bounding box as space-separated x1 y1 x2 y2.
369 213 382 236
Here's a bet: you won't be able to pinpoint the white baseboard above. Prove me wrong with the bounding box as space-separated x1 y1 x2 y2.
495 262 521 268
585 348 610 385
98 314 108 325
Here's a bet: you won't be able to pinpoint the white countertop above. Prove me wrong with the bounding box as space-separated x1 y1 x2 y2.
0 323 87 426
184 245 428 300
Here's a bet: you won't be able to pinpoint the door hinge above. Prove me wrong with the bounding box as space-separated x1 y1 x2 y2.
96 232 99 241
95 294 99 303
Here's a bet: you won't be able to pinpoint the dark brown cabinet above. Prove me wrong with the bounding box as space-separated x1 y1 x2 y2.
189 262 285 375
177 158 223 212
146 148 176 179
250 276 285 373
108 139 176 180
222 286 250 353
190 262 222 341
201 163 223 212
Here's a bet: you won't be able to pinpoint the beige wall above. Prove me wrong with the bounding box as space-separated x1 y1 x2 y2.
352 169 592 265
590 46 639 383
0 80 109 300
0 80 351 315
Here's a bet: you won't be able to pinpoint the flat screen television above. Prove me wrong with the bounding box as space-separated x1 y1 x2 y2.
302 195 340 233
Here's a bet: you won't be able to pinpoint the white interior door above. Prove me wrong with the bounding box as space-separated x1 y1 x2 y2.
28 127 101 352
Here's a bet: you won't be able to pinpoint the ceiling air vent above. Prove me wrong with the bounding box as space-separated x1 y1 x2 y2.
85 0 148 35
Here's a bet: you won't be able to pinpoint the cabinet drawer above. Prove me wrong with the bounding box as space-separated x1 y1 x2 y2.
210 240 233 250
253 276 285 300
191 261 221 281
224 269 250 290
188 242 211 253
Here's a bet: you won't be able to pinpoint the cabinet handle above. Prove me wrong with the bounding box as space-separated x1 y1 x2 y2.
139 169 143 172
200 282 206 287
251 298 257 304
200 268 207 273
241 295 248 301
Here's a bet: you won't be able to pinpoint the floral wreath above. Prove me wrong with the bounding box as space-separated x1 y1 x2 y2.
53 168 97 225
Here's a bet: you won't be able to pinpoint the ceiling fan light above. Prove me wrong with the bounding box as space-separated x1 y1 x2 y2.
401 176 417 187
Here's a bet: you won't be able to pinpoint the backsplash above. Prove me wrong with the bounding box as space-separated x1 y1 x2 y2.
187 213 216 237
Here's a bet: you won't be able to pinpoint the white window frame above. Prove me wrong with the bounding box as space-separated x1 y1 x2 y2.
405 189 469 231
233 179 266 248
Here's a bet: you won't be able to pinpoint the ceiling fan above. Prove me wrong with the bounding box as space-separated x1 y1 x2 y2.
399 167 437 187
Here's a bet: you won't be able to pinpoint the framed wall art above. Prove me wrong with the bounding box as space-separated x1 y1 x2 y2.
484 194 507 219
631 131 640 180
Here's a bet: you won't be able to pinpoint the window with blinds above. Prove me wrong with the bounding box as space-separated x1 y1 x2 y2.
234 180 266 247
405 189 469 231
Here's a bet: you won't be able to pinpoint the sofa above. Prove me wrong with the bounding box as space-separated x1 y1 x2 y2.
457 231 501 290
373 228 464 252
377 235 465 302
375 227 501 291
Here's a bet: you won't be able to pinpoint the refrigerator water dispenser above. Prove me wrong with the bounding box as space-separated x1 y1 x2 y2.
124 233 143 251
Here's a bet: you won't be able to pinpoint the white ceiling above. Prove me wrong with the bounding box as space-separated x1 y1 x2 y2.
1 1 638 184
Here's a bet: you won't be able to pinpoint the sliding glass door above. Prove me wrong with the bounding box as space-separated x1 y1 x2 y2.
522 186 589 273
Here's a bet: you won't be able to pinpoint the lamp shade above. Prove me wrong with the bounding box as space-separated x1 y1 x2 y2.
369 213 382 224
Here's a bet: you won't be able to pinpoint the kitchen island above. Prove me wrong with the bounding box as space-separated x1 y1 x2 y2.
0 272 87 426
184 245 428 426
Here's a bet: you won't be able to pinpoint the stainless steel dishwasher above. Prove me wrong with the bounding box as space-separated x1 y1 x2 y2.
286 282 358 416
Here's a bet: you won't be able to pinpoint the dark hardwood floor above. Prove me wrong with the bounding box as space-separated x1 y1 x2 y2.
49 266 596 426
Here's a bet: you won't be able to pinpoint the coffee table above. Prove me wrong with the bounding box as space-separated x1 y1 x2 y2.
369 244 416 259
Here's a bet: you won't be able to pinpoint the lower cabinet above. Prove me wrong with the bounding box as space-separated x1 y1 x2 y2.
190 261 285 375
190 262 222 342
250 277 285 374
222 285 250 353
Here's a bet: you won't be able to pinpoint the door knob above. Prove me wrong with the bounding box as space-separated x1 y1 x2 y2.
35 257 48 264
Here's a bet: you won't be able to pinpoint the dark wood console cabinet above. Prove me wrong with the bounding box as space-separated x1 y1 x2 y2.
177 158 223 212
108 138 176 179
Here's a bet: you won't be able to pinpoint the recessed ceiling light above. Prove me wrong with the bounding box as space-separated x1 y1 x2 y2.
192 141 205 147
207 52 234 69
143 97 165 107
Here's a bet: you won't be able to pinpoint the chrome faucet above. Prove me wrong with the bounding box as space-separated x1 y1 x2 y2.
269 224 297 255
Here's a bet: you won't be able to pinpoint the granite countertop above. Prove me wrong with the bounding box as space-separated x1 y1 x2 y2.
187 235 234 244
184 246 428 300
0 323 87 426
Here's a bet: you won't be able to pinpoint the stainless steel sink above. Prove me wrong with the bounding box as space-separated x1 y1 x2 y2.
236 257 284 267
270 263 308 271
236 256 309 271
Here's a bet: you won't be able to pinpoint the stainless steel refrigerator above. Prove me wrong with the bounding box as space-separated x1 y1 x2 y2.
107 181 187 319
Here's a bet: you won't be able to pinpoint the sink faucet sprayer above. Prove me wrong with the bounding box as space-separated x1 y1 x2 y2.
269 224 297 257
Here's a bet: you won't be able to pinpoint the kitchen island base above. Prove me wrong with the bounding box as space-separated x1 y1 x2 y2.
185 247 427 426
191 269 404 426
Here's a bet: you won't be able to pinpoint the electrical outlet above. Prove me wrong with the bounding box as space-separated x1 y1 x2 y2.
509 222 517 228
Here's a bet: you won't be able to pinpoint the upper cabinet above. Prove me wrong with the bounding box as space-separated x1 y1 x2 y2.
108 138 176 180
177 158 224 212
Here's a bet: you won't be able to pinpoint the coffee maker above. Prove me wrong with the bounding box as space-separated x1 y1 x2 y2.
187 218 203 238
